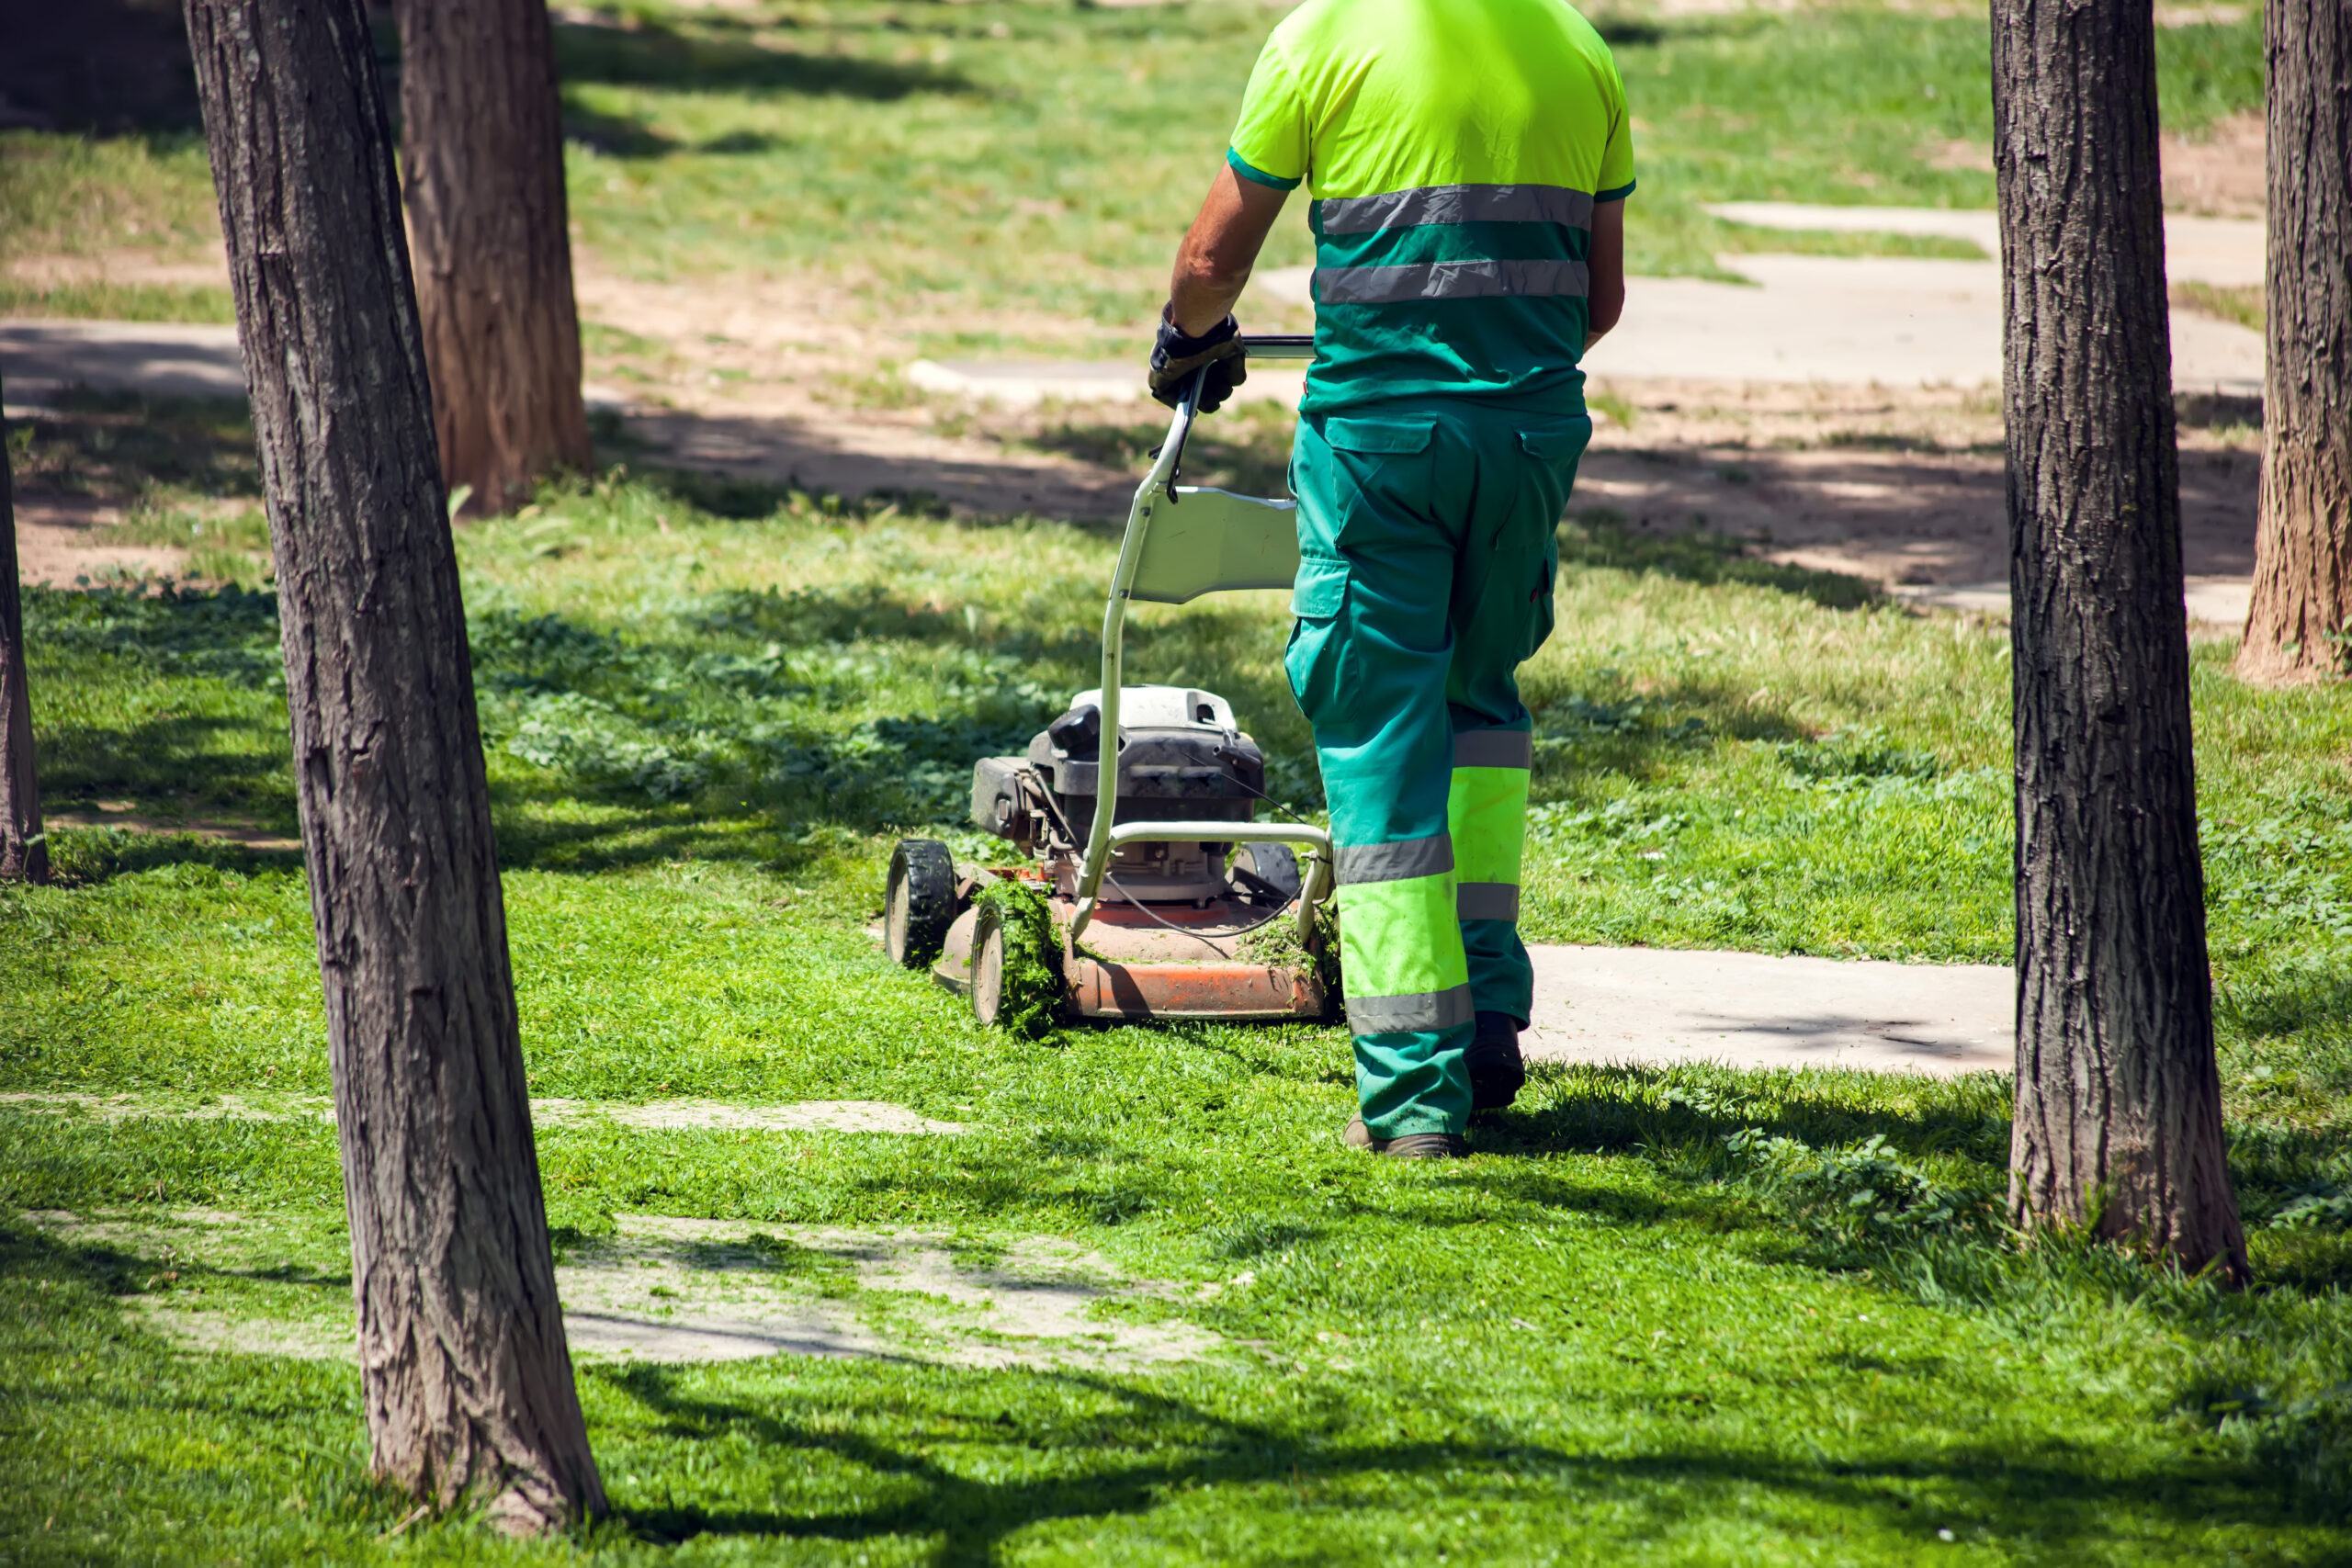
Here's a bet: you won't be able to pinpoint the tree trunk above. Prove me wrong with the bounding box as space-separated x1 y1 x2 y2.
1992 0 2248 1283
2237 0 2352 682
182 0 605 1529
0 379 47 886
395 0 590 517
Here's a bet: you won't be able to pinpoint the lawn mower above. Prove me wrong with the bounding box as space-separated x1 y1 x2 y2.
883 337 1341 1027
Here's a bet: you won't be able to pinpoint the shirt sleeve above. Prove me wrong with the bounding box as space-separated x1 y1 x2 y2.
1226 39 1308 191
1594 53 1635 201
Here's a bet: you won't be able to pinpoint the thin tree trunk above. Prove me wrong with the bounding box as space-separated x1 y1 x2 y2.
0 378 47 886
1992 0 2248 1283
395 0 590 516
2237 0 2352 682
183 0 604 1529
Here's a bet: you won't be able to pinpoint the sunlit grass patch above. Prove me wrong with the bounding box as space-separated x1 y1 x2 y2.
0 3 2267 336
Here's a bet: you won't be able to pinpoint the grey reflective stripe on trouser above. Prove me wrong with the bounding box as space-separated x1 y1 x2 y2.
1314 259 1590 307
1347 984 1476 1034
1453 730 1533 769
1456 882 1521 921
1335 833 1453 886
1316 184 1598 235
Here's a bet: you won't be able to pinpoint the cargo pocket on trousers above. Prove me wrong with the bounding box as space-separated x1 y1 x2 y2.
1283 553 1353 721
1516 422 1588 659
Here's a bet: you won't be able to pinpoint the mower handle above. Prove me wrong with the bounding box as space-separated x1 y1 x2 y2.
1067 335 1323 944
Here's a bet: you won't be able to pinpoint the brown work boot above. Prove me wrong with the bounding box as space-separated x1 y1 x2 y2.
1382 1131 1468 1158
1342 1117 1468 1159
1466 1010 1526 1111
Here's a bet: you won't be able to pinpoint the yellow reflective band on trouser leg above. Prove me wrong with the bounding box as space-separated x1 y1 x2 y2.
1449 746 1532 923
1333 869 1473 1032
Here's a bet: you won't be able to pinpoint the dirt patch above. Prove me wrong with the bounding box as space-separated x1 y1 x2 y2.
1579 377 2260 592
573 261 1145 520
19 1208 1223 1370
6 253 231 289
11 493 187 587
2164 112 2266 218
45 807 300 850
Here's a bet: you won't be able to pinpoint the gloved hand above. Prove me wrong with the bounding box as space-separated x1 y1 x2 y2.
1148 309 1247 413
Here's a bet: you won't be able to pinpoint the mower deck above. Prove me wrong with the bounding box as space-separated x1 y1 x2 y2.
933 893 1326 1022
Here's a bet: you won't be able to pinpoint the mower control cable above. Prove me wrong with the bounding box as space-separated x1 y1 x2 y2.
1031 779 1297 942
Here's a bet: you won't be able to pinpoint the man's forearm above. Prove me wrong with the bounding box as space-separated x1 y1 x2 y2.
1583 197 1627 354
1170 164 1290 335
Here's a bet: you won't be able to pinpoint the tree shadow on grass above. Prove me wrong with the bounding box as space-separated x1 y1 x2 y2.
38 712 292 813
1024 419 1295 502
1559 513 1883 612
12 390 262 502
44 825 301 886
1479 1061 2014 1167
553 15 975 99
593 1358 2294 1561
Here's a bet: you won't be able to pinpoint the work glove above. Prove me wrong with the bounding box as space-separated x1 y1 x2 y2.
1148 309 1247 413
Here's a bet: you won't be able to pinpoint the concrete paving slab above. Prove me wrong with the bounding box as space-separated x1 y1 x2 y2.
24 1209 1224 1369
1523 944 2013 1077
1704 203 2266 288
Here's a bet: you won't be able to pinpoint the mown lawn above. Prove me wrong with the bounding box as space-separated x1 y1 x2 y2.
7 384 2352 1562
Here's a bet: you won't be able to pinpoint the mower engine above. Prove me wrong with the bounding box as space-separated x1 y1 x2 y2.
970 685 1273 903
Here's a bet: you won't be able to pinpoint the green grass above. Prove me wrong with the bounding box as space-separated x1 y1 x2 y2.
2176 280 2267 333
0 277 234 323
7 386 2352 1560
0 130 221 267
0 2 2267 327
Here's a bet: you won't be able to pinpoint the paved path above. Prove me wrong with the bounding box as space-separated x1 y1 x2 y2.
2 319 245 401
923 247 2263 401
1705 202 2266 288
1522 944 2012 1077
1902 573 2251 626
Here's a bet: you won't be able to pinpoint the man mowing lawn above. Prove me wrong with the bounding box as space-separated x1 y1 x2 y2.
1150 0 1634 1158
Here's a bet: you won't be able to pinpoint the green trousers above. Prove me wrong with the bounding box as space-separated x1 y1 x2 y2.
1284 400 1591 1137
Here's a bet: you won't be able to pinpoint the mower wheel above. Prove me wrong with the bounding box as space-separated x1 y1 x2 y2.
885 839 958 968
969 902 1012 1028
1230 841 1303 905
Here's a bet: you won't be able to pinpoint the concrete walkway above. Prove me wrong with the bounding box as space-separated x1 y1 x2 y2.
918 244 2264 401
2 318 246 402
1704 202 2267 288
1522 944 2012 1077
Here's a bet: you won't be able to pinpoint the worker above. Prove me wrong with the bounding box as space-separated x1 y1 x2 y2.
1149 0 1632 1157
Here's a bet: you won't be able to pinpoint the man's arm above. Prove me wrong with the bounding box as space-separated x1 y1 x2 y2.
1170 164 1291 335
1586 197 1625 352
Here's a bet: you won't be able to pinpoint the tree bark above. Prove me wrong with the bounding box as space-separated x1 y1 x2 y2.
183 0 605 1529
2237 0 2352 682
1992 0 2249 1282
0 378 48 886
395 0 590 516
